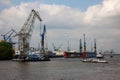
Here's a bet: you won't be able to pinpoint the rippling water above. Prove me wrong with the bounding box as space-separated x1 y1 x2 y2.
0 57 120 80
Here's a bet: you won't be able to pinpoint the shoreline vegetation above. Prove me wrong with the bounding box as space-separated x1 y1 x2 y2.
0 41 14 60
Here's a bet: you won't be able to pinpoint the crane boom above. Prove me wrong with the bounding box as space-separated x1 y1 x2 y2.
18 9 42 58
1 29 17 42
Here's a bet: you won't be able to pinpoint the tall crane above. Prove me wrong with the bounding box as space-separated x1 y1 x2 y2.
52 43 62 51
79 39 82 53
40 25 46 54
94 38 97 55
83 34 87 58
1 29 17 43
17 9 42 59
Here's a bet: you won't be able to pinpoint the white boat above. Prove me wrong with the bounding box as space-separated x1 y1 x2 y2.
83 58 108 63
96 53 104 58
97 59 108 63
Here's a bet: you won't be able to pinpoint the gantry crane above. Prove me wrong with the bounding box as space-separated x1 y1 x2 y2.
17 9 42 59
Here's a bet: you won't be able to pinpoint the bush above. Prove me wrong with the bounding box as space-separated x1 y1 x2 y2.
0 41 14 60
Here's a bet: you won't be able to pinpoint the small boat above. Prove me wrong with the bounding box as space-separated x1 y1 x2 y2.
83 58 108 63
97 59 108 63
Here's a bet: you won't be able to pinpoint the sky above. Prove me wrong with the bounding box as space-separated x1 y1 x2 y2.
0 0 120 53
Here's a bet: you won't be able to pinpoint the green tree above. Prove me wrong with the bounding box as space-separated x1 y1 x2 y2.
0 41 14 60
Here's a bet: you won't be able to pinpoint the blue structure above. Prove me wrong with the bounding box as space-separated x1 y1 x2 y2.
86 52 96 58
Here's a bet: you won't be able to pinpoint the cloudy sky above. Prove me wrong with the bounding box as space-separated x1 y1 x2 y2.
0 0 120 53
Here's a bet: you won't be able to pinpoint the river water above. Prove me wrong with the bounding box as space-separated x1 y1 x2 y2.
0 57 120 80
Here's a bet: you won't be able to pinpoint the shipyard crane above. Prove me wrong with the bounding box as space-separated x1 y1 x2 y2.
52 43 62 51
1 29 17 43
40 25 46 54
79 39 82 53
17 9 42 59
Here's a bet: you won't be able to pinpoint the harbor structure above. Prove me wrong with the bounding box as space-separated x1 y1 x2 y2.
83 34 87 58
79 39 82 53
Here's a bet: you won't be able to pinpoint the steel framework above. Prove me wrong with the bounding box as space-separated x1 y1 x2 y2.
17 9 42 58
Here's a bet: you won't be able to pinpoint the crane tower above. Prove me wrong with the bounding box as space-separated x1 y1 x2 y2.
17 9 42 59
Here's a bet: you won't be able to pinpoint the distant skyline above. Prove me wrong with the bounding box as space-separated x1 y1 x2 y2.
0 0 120 53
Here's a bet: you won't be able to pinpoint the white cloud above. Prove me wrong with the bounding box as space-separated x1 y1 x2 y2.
84 0 120 25
99 0 120 17
0 0 120 53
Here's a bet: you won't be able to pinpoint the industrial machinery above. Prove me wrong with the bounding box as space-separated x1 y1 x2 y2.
17 9 42 60
1 29 17 43
40 25 46 54
79 39 82 53
52 43 62 51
